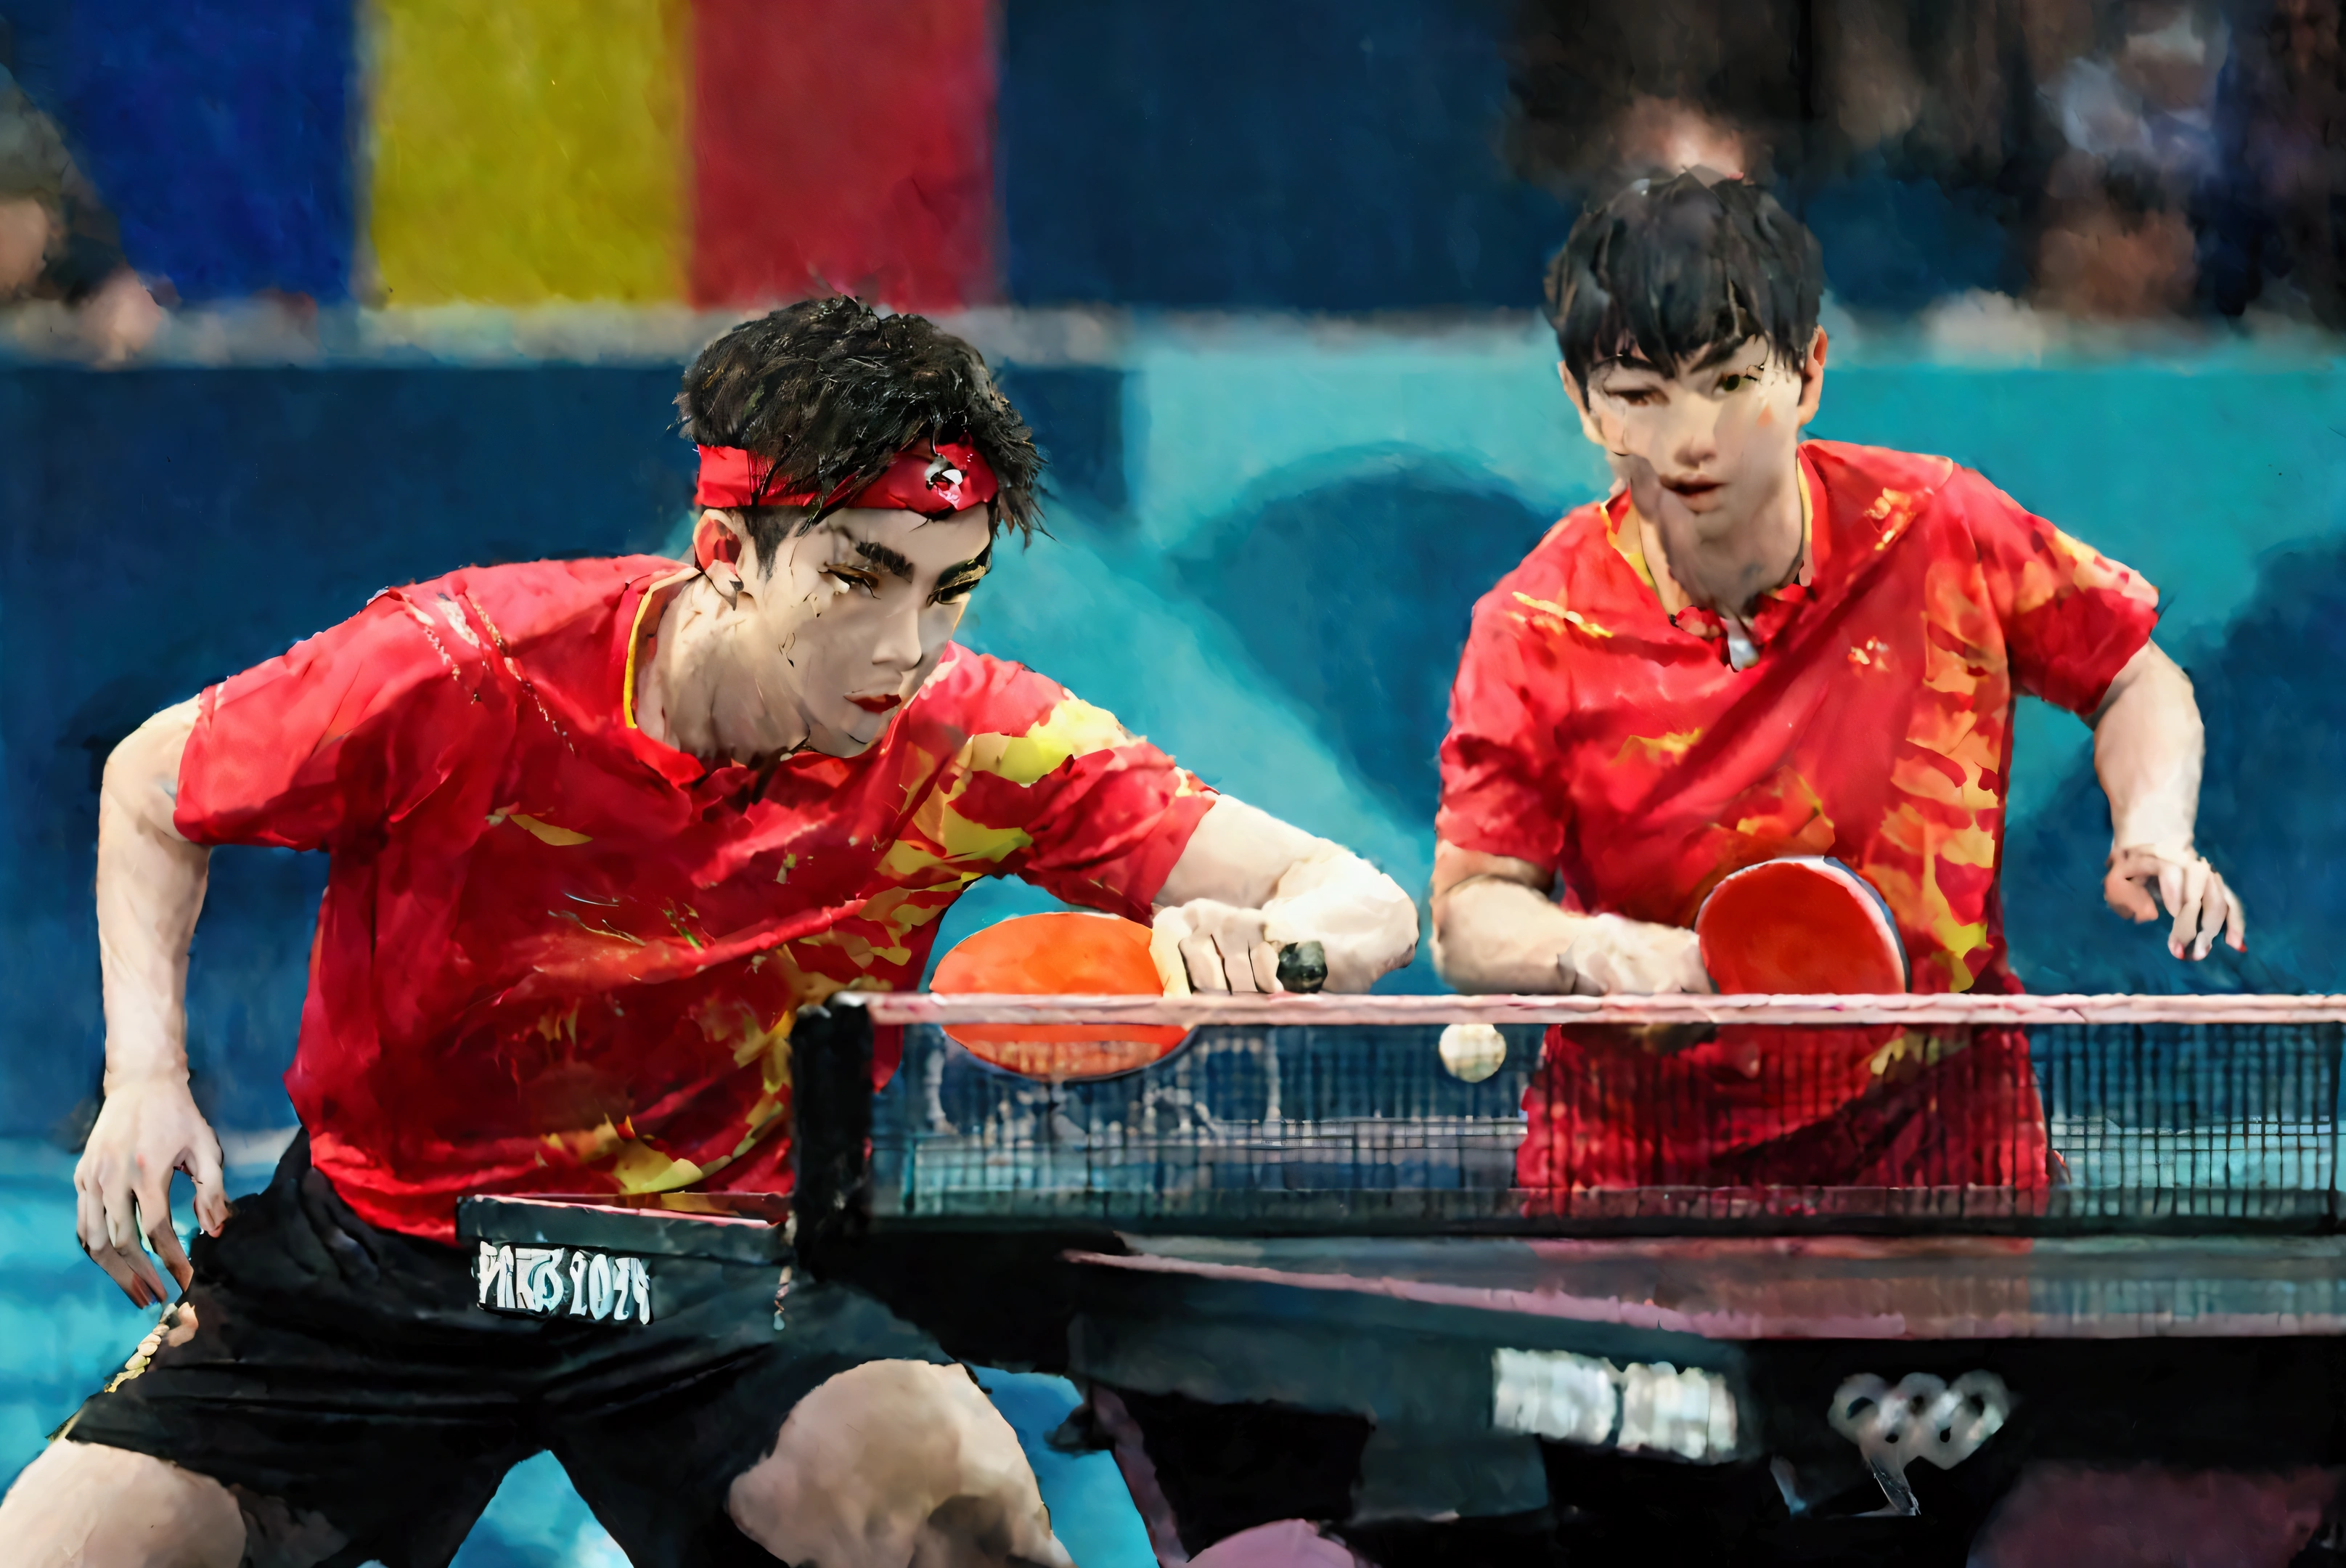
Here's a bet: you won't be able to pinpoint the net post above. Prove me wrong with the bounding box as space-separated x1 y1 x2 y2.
792 995 874 1272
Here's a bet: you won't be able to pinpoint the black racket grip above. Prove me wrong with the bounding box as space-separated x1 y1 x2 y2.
1276 940 1328 994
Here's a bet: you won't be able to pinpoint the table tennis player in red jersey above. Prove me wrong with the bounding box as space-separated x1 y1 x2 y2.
1432 173 2244 1195
1 299 1418 1568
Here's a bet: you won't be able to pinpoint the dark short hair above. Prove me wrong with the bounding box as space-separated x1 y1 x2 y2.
1543 173 1823 393
677 298 1045 565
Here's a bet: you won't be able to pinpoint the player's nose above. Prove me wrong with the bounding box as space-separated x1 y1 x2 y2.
870 596 925 669
1669 404 1721 469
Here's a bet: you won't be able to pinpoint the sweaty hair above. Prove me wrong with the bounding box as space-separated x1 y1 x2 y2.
677 297 1044 566
1543 173 1823 394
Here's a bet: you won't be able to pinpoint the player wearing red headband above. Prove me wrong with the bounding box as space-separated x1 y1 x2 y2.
3 298 1419 1567
1433 174 2242 1193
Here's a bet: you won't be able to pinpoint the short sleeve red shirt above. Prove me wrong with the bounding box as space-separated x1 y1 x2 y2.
1438 441 2159 1188
176 558 1217 1239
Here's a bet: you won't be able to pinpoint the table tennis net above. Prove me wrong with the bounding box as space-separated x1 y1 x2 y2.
859 1016 2346 1233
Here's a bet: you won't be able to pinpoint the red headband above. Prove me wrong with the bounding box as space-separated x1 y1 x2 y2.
694 440 998 517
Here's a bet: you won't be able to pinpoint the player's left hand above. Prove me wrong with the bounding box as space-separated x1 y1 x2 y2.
1152 899 1282 994
1152 853 1418 995
2104 839 2246 961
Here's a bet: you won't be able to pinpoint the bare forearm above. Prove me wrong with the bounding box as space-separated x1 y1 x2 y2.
1432 875 1586 992
1430 840 1707 995
96 700 209 1088
2093 642 2202 848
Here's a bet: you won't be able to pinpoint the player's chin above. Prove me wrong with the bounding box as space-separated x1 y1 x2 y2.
805 711 887 758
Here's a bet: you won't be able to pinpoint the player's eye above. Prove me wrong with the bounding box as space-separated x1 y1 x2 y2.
930 573 986 606
1719 372 1754 393
1611 387 1661 407
824 566 880 595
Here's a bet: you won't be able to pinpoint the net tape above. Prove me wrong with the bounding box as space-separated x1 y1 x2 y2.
859 992 2346 1028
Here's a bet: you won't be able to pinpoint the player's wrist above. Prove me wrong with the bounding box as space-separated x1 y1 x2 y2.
2107 835 2199 865
99 1062 196 1097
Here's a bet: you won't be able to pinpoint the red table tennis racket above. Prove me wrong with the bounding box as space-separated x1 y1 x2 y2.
930 910 1324 1082
1695 856 1910 994
930 911 1189 1082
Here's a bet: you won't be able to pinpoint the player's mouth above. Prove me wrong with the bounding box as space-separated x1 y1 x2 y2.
1660 474 1723 499
848 693 904 715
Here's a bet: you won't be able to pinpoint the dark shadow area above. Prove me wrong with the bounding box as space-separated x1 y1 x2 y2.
1170 453 1550 824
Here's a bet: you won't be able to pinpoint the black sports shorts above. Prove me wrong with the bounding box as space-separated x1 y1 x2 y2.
56 1133 950 1568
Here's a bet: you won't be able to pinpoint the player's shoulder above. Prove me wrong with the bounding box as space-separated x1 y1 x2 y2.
1807 439 2022 552
1469 497 1627 622
1804 438 1966 499
397 556 674 644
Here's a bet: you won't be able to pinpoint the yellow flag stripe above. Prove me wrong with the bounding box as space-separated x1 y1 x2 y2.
364 0 687 304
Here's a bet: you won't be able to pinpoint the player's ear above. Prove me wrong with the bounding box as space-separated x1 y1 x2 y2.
1795 328 1828 428
692 508 748 571
1560 362 1609 448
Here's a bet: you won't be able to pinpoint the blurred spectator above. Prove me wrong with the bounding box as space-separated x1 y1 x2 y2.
1506 0 1801 195
1505 0 2346 322
2207 0 2346 324
2035 1 2228 316
0 57 161 362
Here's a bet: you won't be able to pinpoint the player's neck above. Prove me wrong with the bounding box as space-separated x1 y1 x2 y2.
1642 457 1805 621
637 575 812 767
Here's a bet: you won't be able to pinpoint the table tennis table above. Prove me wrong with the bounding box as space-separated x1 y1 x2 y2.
785 993 2346 1567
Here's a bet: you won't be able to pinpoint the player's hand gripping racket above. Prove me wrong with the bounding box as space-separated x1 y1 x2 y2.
1695 855 1910 994
929 910 1324 1082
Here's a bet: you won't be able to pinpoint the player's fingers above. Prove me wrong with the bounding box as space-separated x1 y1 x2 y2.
2188 871 2230 962
1148 912 1193 997
99 1226 167 1308
102 1168 144 1254
187 1133 229 1237
2221 875 2248 952
1218 937 1259 995
1179 934 1229 994
2154 857 2187 925
2167 859 2208 960
1248 942 1280 995
73 1175 146 1304
83 1241 152 1307
100 1176 171 1306
142 1177 193 1292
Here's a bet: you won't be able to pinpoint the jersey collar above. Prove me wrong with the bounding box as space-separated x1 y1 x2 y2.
612 564 727 788
1608 448 1821 662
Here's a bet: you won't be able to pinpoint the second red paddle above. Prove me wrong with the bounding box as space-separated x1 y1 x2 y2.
1695 856 1910 994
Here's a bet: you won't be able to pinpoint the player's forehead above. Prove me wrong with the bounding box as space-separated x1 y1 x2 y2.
1591 335 1770 385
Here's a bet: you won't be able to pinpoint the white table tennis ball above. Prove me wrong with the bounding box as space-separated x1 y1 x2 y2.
1439 1022 1507 1083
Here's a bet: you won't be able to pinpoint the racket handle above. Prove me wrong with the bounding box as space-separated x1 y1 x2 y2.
1276 940 1327 994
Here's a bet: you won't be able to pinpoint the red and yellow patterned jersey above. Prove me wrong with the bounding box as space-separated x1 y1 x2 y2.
176 558 1215 1239
1438 440 2159 1188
